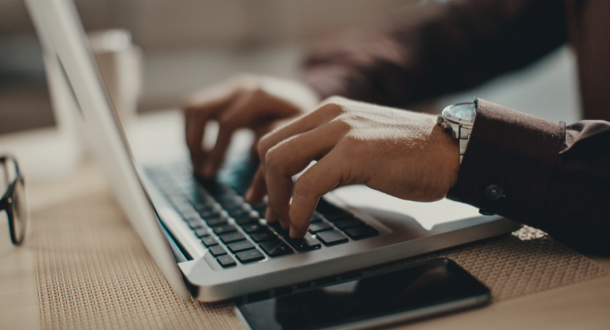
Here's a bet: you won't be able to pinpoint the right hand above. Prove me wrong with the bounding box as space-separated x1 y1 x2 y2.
183 74 319 178
245 97 460 237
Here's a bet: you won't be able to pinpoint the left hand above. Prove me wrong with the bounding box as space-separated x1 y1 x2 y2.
245 96 460 238
182 75 319 178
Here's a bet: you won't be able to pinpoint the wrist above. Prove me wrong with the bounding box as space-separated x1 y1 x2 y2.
432 123 461 190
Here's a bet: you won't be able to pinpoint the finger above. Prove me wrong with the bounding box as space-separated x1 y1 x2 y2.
250 122 276 156
202 92 256 178
263 121 346 231
184 88 239 174
257 102 341 169
217 89 257 126
184 111 209 173
265 206 286 228
202 124 235 178
289 150 347 238
245 165 267 203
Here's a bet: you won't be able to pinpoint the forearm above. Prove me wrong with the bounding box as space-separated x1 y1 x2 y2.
448 99 610 255
301 0 567 107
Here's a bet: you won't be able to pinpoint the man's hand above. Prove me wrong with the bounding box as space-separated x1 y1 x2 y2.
183 74 319 178
245 97 460 238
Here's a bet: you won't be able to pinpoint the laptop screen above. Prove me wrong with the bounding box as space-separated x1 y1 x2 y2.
24 0 191 300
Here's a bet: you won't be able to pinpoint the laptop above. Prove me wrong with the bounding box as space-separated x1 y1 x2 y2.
25 0 522 302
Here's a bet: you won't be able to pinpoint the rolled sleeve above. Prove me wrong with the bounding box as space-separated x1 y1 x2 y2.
448 98 610 254
447 98 564 225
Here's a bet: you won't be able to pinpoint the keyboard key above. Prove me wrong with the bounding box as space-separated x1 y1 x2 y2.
236 249 265 264
227 204 251 217
217 255 236 268
205 216 229 227
199 208 223 219
316 199 353 221
186 217 206 229
190 195 215 209
309 221 333 233
269 221 290 236
325 213 354 222
285 234 322 252
250 231 277 243
234 212 260 226
227 241 255 253
205 209 228 220
221 195 241 204
194 227 210 237
242 223 265 234
219 232 246 244
334 217 365 230
195 204 222 215
213 224 237 235
310 213 323 222
345 226 379 240
208 245 227 257
260 240 294 257
202 236 218 247
228 208 250 219
316 230 349 246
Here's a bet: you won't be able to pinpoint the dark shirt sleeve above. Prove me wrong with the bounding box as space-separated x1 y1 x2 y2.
301 0 567 107
448 98 610 255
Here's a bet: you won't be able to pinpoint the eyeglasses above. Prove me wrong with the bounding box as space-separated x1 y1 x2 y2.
0 155 28 245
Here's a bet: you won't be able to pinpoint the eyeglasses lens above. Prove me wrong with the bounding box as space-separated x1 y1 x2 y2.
11 180 27 245
2 158 27 245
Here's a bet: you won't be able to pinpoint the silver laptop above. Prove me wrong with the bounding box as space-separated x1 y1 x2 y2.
25 0 521 302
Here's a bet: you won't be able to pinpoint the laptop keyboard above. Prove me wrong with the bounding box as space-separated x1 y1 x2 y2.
145 164 379 269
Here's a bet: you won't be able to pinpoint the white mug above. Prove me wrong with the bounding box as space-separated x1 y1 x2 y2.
88 29 143 125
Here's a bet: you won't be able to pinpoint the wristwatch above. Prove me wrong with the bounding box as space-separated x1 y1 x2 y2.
436 102 477 163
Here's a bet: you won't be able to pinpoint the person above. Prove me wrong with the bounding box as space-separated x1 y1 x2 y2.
183 0 610 255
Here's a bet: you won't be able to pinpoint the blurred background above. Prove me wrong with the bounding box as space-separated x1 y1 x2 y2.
0 0 580 179
1 0 424 132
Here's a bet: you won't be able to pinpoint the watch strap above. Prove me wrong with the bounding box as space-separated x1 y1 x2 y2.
437 102 476 164
458 126 472 163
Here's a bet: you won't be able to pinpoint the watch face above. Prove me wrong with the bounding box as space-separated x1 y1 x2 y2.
443 102 476 121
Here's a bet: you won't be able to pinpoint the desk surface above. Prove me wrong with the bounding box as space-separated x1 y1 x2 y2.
2 162 609 330
2 111 609 330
